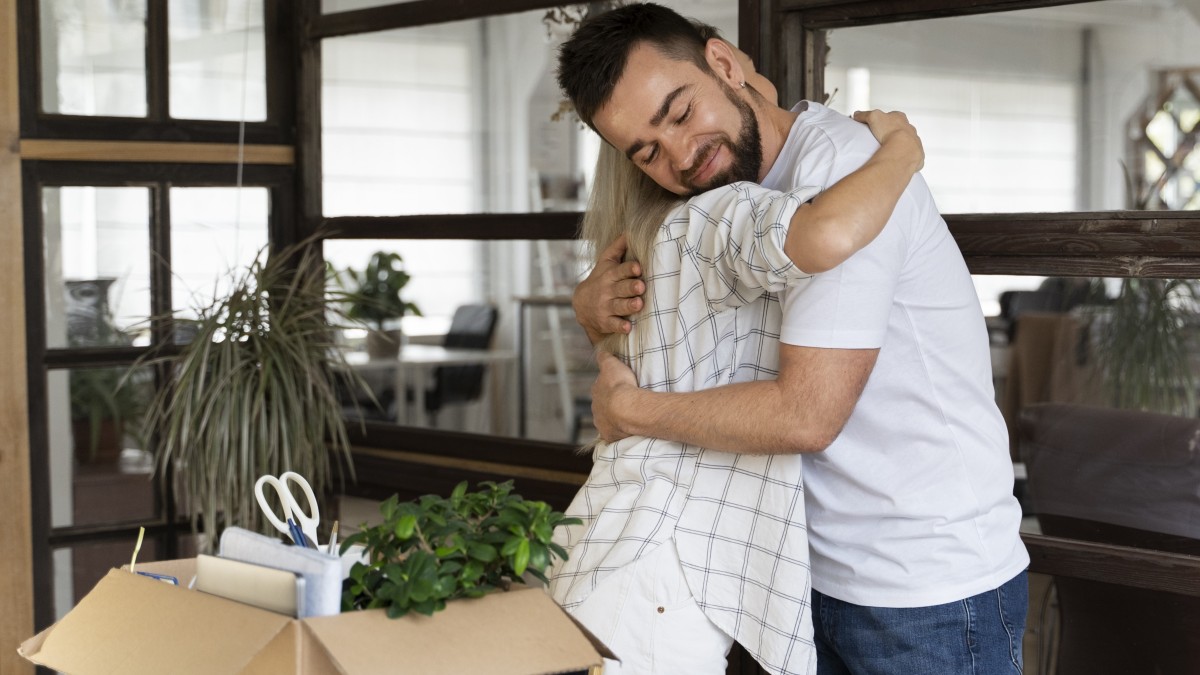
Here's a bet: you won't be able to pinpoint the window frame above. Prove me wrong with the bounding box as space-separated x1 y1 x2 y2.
18 0 299 631
18 0 295 143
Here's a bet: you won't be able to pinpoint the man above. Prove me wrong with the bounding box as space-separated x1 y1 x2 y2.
557 4 1029 675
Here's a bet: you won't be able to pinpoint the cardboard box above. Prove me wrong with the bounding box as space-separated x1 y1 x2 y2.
20 559 613 674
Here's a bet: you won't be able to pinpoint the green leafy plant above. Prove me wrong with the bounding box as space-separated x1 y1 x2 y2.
334 251 422 333
69 366 149 462
135 239 366 550
1088 278 1200 416
341 480 581 618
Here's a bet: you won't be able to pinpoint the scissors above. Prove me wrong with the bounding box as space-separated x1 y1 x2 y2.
254 472 320 549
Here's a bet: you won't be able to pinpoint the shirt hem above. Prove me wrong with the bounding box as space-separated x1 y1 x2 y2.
811 555 1030 608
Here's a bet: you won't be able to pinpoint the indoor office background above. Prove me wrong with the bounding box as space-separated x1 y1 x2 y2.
1 0 1199 674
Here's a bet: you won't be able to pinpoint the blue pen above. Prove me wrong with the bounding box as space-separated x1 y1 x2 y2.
287 517 307 547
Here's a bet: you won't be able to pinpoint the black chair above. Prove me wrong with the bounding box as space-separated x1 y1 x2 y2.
411 304 499 425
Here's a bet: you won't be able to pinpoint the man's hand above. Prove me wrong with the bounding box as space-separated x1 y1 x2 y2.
852 109 924 172
591 351 640 442
573 234 646 344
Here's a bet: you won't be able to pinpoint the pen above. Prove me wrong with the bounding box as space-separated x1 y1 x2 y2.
286 517 306 547
327 520 339 555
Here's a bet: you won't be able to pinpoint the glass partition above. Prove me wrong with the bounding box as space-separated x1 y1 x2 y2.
824 0 1200 213
168 0 267 121
168 187 270 322
43 187 152 350
320 2 737 217
39 0 148 117
324 238 594 442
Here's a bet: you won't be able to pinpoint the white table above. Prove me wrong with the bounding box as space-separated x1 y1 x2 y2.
345 346 517 430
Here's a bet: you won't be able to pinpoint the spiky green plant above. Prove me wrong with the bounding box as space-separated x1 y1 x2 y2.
1089 278 1200 416
135 240 363 551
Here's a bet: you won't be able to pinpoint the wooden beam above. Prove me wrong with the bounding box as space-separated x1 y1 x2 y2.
0 0 34 669
19 139 294 165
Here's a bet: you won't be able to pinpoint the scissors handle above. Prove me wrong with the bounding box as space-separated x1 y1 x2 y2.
254 475 295 539
279 471 321 546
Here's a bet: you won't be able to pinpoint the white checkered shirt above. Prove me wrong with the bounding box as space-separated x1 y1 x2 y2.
550 182 821 675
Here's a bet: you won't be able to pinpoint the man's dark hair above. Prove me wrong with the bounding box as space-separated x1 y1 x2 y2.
557 3 713 129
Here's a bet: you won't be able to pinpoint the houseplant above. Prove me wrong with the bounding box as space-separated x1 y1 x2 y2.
135 239 366 551
341 480 580 618
69 366 148 464
335 251 422 360
65 279 148 463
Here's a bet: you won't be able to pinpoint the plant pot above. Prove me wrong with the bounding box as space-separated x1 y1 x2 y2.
71 418 124 464
366 328 405 361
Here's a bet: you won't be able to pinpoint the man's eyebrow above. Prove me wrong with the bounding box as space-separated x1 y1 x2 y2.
623 85 690 159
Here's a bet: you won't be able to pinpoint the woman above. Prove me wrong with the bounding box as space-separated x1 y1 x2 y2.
549 109 924 675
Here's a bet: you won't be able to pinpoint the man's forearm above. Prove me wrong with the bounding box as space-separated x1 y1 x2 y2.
599 344 878 454
613 379 830 454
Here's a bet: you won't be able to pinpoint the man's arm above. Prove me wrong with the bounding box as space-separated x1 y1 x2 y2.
574 110 921 343
591 344 877 453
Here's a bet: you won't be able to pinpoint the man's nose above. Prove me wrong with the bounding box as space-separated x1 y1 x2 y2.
663 136 696 174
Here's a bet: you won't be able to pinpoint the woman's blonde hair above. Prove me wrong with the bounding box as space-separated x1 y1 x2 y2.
579 142 682 359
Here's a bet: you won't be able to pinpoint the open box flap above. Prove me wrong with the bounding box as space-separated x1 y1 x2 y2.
21 569 294 675
303 586 607 675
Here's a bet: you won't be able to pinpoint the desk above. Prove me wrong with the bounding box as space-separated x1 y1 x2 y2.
346 346 517 430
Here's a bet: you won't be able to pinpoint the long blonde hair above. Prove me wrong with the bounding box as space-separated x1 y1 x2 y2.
580 142 682 358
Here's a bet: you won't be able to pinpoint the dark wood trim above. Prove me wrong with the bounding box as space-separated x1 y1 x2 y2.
739 0 763 71
347 423 590 475
320 212 583 240
963 256 1200 278
949 211 1200 248
16 0 37 138
23 159 292 186
22 161 54 632
345 446 585 512
1024 533 1200 597
147 0 167 123
265 0 297 142
781 0 1083 28
308 0 569 39
295 0 323 239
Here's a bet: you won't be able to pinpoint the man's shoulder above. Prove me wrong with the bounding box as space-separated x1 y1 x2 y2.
780 103 879 188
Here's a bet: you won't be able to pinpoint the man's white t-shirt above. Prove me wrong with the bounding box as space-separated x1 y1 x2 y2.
760 102 1029 607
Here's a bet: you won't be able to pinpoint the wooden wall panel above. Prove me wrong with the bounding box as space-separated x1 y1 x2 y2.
0 0 34 670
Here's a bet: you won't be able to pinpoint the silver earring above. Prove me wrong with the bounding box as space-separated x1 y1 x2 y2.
740 81 747 88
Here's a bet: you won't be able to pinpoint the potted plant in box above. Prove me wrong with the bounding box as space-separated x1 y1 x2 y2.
334 251 422 360
341 480 580 617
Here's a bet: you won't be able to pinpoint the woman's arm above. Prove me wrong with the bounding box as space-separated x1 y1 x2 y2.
783 110 924 273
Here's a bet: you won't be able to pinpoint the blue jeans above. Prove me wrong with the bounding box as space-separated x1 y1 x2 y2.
813 571 1027 675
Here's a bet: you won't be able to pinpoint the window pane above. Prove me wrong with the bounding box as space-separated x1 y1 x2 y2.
169 187 270 321
325 239 595 442
48 366 156 531
40 0 147 117
168 0 267 121
43 187 152 350
824 0 1200 213
985 275 1200 557
320 2 737 217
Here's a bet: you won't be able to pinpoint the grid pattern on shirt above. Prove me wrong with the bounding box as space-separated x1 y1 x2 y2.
549 183 820 675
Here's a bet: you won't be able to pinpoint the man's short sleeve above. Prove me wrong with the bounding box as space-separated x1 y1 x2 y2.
778 199 910 349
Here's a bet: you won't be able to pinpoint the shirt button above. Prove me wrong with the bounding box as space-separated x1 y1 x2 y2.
657 606 665 614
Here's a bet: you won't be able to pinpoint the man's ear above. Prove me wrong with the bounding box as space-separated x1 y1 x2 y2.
704 38 745 88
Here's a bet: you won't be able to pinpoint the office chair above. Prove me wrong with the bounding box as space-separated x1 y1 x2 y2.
413 304 499 426
1019 402 1200 675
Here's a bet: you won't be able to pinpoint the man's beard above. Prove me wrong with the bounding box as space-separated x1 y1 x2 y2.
682 81 764 196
